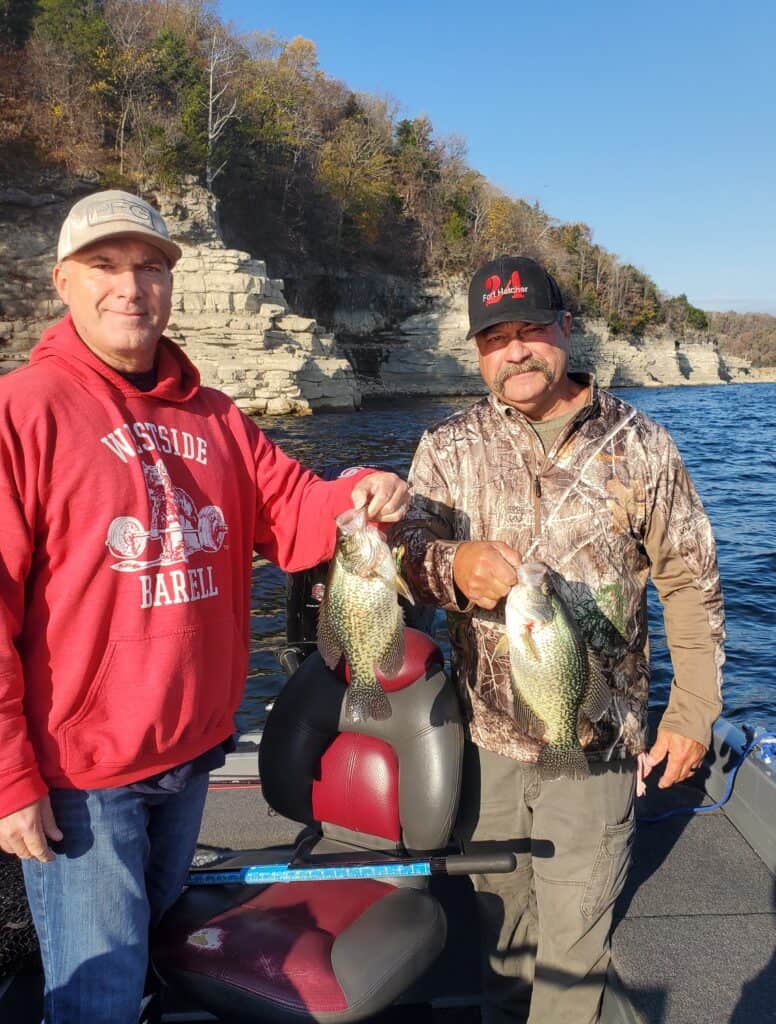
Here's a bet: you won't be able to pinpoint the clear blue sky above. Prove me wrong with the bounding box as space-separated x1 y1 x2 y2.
218 0 776 315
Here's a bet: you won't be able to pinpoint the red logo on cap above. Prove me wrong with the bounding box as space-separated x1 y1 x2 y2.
483 271 526 306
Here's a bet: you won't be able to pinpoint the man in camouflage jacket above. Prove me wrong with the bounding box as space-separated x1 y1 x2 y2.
391 255 724 1024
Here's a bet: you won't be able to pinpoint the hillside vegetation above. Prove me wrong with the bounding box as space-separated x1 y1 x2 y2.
707 313 776 369
2 0 774 364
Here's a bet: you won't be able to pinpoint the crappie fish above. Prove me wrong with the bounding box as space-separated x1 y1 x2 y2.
317 506 414 723
498 561 611 778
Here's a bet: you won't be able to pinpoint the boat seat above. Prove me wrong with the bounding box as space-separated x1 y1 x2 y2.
152 627 464 1022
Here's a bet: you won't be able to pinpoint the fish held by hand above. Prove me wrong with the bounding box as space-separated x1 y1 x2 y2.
317 506 414 724
497 561 611 779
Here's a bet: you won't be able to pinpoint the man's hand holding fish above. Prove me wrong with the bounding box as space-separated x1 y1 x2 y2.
350 471 409 523
452 540 523 610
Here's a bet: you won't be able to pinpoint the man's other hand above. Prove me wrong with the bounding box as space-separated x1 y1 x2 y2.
0 796 63 862
351 472 410 523
453 541 522 610
643 728 707 789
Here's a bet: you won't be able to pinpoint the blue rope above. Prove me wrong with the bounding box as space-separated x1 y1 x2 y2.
638 732 776 824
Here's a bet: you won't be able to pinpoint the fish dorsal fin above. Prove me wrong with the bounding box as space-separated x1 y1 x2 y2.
376 610 406 678
316 600 343 670
581 648 611 722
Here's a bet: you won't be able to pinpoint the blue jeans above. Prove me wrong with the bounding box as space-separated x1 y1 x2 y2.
22 773 209 1024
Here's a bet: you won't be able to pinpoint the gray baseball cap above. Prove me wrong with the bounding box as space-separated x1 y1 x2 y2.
57 190 182 266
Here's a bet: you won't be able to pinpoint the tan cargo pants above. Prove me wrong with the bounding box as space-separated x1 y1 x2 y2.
455 744 635 1024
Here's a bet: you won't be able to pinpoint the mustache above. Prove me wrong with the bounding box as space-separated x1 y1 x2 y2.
494 359 553 393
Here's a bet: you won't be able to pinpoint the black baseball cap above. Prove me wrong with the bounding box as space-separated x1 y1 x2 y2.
466 255 565 339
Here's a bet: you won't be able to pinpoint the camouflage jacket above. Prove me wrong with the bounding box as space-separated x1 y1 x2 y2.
392 376 725 762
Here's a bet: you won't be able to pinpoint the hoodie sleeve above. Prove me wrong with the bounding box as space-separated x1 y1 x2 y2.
0 480 49 818
251 430 372 572
644 428 725 748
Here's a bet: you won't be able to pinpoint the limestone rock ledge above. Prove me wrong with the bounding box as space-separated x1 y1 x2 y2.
337 285 766 396
0 185 360 415
163 240 359 415
2 185 772 406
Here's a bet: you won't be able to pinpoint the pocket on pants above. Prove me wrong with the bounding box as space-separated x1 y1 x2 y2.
580 809 635 919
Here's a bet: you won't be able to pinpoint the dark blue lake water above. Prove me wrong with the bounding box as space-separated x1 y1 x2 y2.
241 382 776 736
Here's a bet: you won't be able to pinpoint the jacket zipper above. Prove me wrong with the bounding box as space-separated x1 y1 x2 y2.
500 387 597 547
530 405 593 540
532 450 547 537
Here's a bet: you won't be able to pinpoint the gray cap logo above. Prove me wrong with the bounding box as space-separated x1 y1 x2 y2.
57 190 182 266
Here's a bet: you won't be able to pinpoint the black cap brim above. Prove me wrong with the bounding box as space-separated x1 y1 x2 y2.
466 308 558 340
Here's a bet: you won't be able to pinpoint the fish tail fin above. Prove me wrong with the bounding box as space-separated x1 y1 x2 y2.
344 682 392 724
538 744 590 781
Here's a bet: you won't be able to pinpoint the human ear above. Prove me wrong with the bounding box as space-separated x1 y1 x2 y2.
52 263 70 305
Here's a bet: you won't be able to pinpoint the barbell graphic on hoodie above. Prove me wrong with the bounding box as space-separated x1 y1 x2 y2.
106 460 228 573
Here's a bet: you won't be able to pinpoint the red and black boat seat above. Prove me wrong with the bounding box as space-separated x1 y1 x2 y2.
152 627 464 1022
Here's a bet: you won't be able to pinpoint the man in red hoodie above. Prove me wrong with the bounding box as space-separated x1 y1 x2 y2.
0 190 408 1023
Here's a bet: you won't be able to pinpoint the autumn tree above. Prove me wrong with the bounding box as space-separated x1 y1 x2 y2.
202 28 244 192
240 36 327 214
318 102 395 251
26 0 114 169
102 0 158 175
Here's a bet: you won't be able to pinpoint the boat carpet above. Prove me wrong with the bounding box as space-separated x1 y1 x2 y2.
197 785 301 856
607 774 776 1024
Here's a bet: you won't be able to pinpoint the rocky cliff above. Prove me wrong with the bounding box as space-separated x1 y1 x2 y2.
0 184 768 413
335 284 762 397
0 184 360 414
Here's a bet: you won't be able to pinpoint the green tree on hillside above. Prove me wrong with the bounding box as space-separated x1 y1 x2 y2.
394 116 441 254
33 0 111 64
664 294 709 335
0 0 38 46
143 27 209 180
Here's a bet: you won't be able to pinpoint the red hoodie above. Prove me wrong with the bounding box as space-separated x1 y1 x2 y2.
0 315 369 817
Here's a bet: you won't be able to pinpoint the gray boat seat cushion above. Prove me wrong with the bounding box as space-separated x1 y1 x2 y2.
152 628 463 1022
